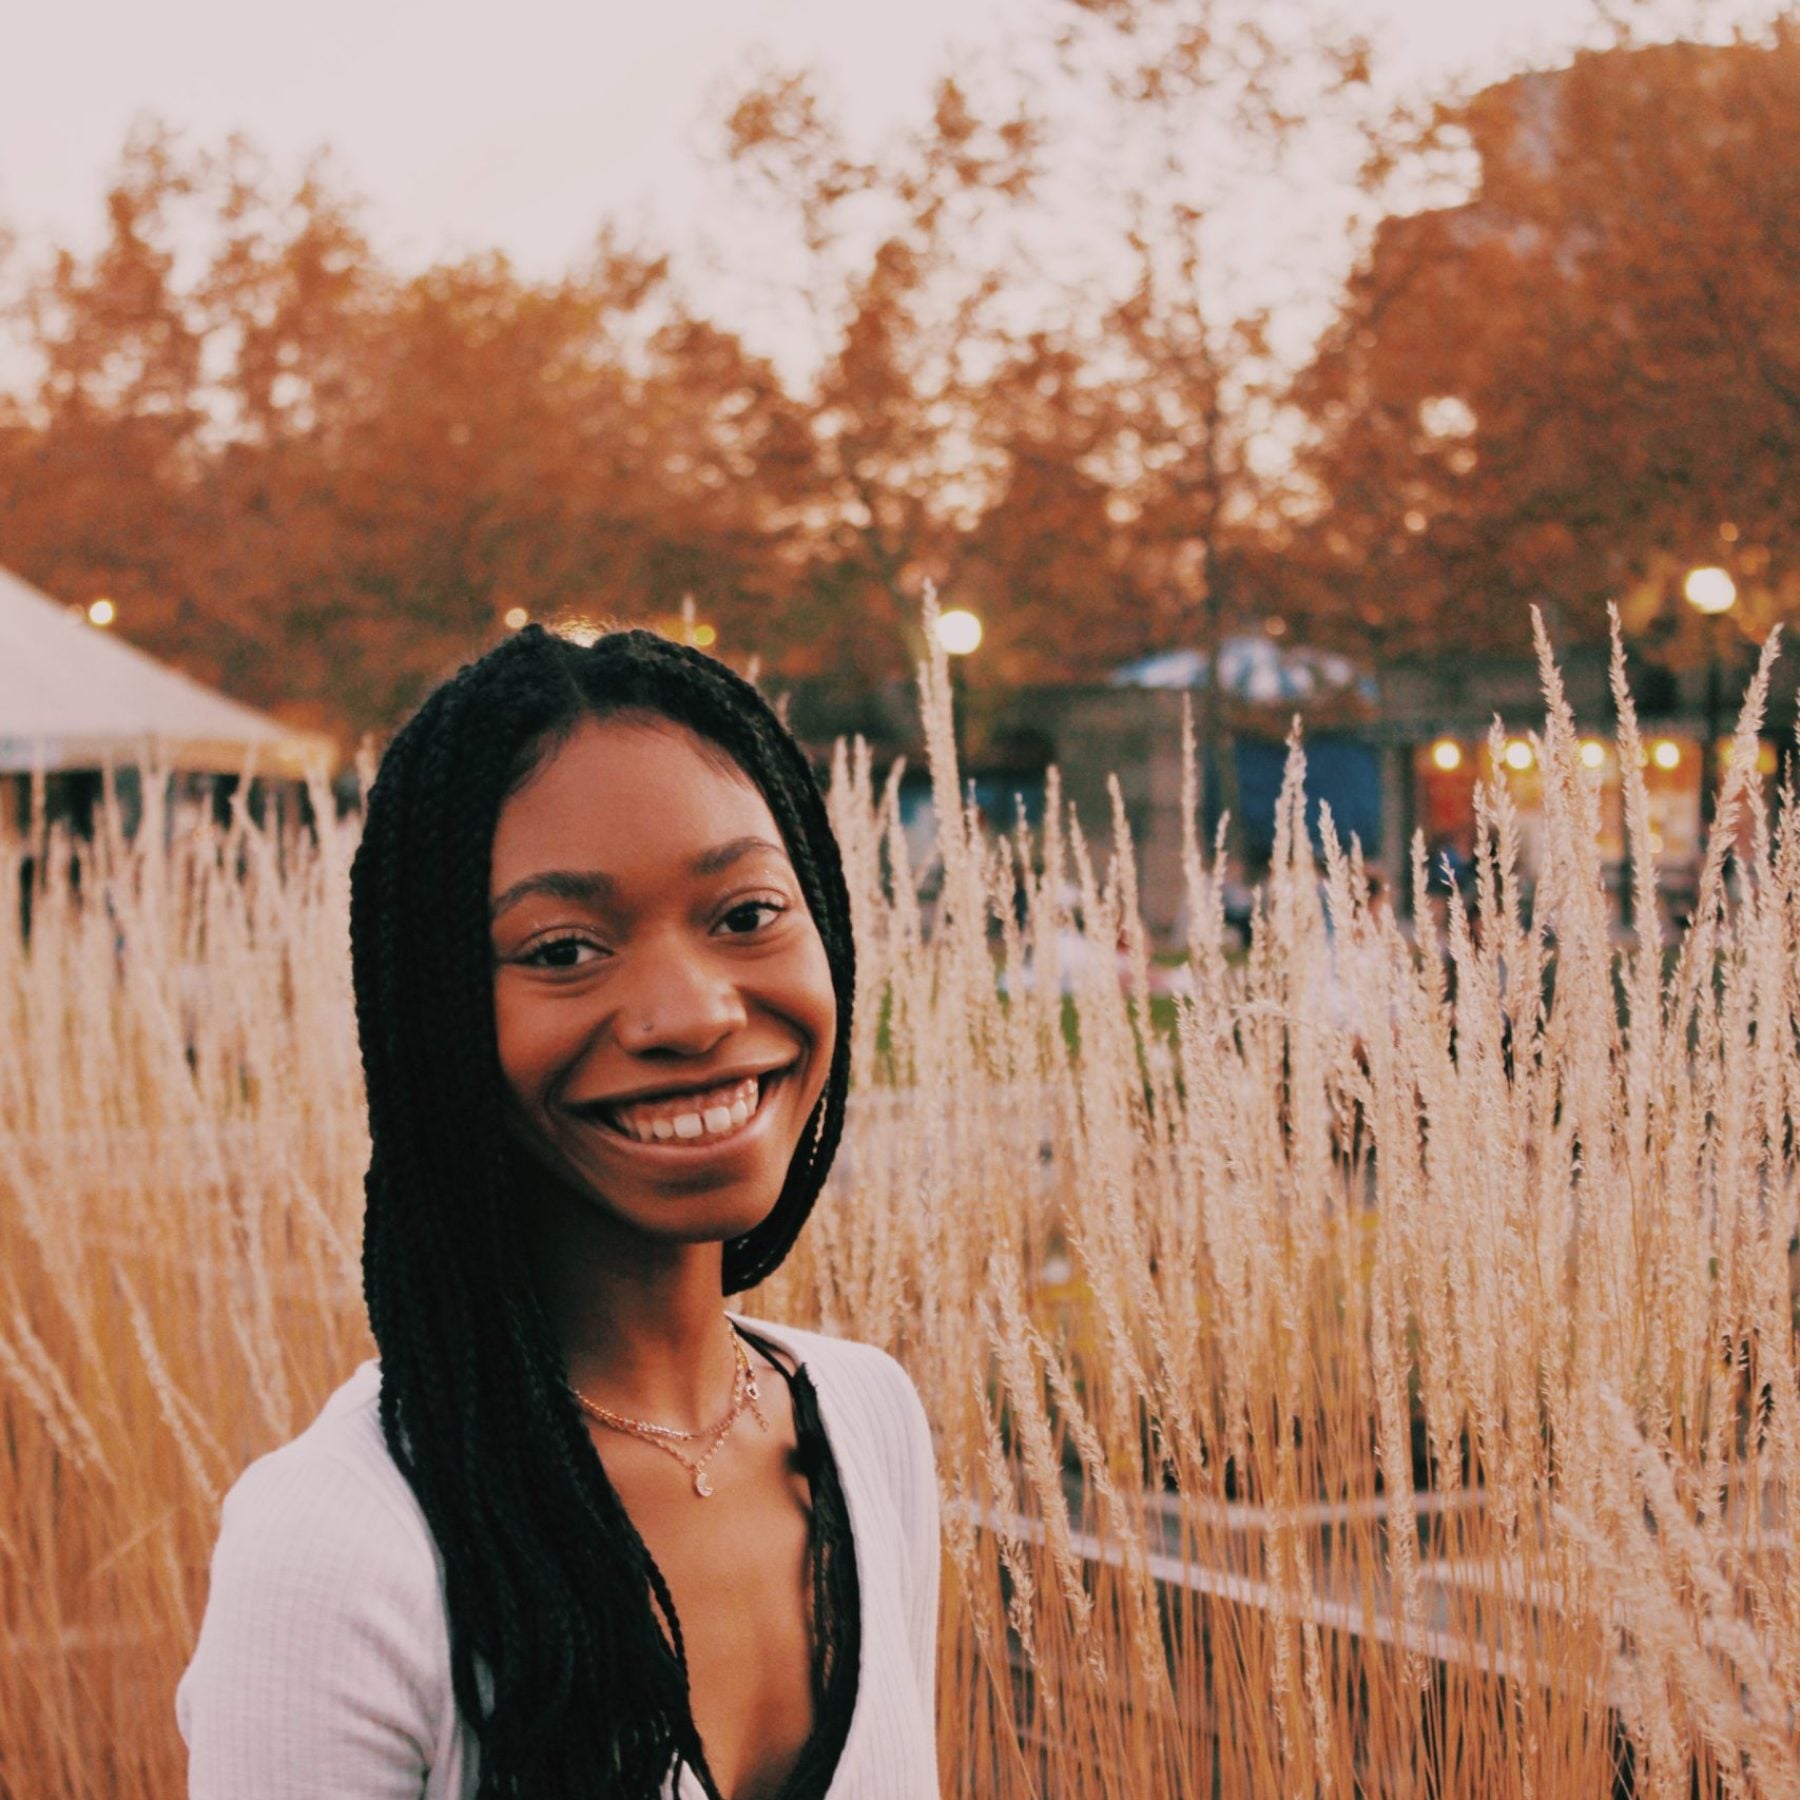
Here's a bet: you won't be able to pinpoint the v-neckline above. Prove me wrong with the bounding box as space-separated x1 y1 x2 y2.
666 1316 868 1800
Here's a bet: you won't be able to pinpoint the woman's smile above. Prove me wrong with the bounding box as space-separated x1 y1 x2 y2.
569 1065 793 1150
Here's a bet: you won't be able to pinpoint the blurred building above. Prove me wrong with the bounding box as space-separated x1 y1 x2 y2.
1383 643 1793 927
875 632 1793 941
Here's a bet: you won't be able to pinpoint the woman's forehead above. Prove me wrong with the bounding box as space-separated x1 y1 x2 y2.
490 714 783 888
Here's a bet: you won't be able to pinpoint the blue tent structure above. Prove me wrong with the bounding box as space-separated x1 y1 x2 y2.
1111 635 1383 858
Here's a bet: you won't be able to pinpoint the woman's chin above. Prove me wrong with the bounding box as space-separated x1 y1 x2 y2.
537 1160 780 1247
610 1186 781 1247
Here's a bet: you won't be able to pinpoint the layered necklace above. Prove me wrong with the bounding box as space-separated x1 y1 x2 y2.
572 1327 769 1498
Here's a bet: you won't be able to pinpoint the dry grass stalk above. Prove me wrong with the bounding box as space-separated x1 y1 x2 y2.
3 607 1797 1795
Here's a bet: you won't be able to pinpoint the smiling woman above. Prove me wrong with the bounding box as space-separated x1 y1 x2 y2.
175 629 940 1800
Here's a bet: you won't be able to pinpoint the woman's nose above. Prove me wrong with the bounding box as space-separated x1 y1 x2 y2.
614 947 747 1056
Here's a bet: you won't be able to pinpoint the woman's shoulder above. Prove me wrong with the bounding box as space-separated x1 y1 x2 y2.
733 1315 917 1402
733 1317 936 1492
212 1360 438 1594
180 1363 455 1791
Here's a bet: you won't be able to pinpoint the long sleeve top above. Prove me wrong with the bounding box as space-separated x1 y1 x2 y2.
176 1318 940 1799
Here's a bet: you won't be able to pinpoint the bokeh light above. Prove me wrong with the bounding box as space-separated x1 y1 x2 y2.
1430 739 1462 772
87 598 115 627
1682 566 1737 615
934 608 983 656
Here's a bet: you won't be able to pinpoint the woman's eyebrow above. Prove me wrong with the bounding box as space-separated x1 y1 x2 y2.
489 840 789 920
490 869 614 920
690 835 791 877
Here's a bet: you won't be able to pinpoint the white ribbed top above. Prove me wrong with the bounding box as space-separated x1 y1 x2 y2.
177 1319 940 1798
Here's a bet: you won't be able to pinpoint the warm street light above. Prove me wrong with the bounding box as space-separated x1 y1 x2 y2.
88 597 116 627
934 608 983 657
1579 740 1607 770
1683 564 1739 832
1429 738 1462 772
1651 739 1682 771
503 606 529 631
1503 739 1534 772
932 607 982 774
1682 566 1737 615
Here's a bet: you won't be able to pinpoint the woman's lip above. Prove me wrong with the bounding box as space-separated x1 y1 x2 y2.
564 1070 791 1158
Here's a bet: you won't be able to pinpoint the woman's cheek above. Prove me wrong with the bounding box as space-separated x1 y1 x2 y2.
493 978 556 1104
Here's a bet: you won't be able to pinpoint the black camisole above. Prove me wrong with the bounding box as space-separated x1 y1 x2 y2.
665 1324 861 1800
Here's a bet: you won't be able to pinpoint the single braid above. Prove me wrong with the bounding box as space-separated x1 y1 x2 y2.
350 627 855 1796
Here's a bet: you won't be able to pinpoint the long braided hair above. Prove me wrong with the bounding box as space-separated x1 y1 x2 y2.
348 626 854 1795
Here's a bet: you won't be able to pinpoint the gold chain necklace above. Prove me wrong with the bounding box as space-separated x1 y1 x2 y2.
572 1330 769 1497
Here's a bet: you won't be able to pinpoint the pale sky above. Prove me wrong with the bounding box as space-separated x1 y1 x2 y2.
0 0 1764 371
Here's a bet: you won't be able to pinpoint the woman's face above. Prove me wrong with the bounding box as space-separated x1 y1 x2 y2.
489 714 836 1248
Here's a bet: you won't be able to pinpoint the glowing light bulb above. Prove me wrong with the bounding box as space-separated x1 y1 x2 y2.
1503 740 1534 772
1430 739 1462 772
1579 740 1606 770
1651 739 1681 771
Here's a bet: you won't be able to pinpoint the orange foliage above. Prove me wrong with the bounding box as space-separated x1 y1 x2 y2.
1295 34 1800 661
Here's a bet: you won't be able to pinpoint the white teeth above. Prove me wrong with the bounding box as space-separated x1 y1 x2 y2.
606 1073 773 1145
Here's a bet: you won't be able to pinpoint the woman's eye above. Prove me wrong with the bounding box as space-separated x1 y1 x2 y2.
521 936 604 970
719 899 785 936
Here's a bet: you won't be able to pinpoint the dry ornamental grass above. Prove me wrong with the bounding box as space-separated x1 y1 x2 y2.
2 603 1797 1797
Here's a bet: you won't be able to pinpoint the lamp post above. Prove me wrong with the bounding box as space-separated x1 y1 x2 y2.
1682 565 1738 835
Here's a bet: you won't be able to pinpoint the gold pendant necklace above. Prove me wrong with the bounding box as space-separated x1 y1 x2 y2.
572 1330 769 1497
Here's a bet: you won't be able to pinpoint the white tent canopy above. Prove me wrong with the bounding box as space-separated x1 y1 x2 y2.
0 565 333 779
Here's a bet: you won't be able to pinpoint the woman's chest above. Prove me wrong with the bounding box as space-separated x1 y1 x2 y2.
610 1434 823 1797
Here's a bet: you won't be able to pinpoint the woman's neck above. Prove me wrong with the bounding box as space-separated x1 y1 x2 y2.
522 1178 738 1433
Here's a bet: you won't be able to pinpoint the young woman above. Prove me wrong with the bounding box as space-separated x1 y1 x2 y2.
177 628 941 1799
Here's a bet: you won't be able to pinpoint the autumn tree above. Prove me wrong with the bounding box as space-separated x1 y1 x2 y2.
721 69 1047 688
1293 25 1800 677
0 131 817 736
0 130 250 668
720 0 1378 828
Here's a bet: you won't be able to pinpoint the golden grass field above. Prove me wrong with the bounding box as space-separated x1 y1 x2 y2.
3 610 1797 1797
